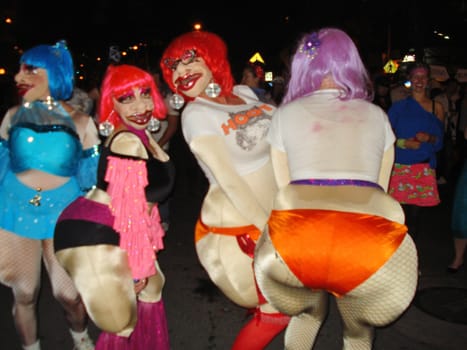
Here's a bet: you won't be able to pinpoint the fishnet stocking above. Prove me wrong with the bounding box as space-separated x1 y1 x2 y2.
0 229 42 346
336 235 418 350
255 230 418 350
255 231 329 350
42 239 88 332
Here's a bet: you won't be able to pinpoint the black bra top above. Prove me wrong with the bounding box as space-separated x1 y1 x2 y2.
96 131 175 203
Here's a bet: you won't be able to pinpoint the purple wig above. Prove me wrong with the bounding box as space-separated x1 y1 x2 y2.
282 28 373 104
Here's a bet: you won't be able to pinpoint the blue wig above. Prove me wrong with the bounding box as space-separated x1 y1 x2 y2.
283 28 373 104
20 40 74 100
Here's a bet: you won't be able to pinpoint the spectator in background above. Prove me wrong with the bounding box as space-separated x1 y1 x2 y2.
447 83 467 273
388 62 445 241
432 79 462 186
390 70 411 103
269 45 292 106
271 76 286 106
456 83 467 161
373 74 392 111
67 86 94 115
448 126 467 273
241 62 276 105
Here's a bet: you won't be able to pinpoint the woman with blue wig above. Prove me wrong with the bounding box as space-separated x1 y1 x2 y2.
0 41 100 350
253 28 418 349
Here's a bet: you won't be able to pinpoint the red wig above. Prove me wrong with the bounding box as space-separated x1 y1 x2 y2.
160 31 235 100
98 64 167 128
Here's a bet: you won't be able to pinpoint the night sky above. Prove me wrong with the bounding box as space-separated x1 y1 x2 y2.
3 0 467 76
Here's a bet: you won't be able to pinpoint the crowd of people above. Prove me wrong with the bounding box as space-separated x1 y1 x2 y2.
0 26 466 350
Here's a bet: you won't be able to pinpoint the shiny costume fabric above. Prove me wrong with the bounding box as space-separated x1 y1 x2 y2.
0 102 100 239
0 171 82 239
254 185 419 350
0 100 100 349
268 209 407 296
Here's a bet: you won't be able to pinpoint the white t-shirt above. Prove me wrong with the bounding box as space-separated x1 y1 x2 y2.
182 85 276 185
268 89 395 183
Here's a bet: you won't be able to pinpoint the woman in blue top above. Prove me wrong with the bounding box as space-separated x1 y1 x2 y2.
388 62 445 240
0 41 100 350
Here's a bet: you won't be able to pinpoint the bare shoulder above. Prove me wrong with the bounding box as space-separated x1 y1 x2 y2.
109 131 148 159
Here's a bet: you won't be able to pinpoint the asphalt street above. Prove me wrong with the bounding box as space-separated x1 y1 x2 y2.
1 130 467 349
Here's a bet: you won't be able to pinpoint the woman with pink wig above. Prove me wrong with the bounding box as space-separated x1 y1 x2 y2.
160 31 289 349
54 64 175 350
253 27 418 349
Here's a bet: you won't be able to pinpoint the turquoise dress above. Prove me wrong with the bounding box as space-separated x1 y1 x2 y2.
0 101 99 239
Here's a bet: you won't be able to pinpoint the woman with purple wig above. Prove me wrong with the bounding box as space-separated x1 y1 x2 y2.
254 27 418 349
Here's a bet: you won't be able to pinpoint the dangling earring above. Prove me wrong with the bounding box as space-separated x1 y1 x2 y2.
146 117 161 132
98 109 115 137
98 110 115 136
98 120 114 137
205 82 221 98
169 91 185 110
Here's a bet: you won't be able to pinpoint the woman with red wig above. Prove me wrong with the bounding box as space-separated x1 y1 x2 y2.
160 31 289 349
54 64 175 349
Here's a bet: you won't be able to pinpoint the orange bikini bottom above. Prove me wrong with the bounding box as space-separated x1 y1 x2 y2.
268 209 407 296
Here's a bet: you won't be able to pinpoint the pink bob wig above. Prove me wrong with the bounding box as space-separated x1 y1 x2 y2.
160 31 235 101
98 64 167 128
283 27 373 104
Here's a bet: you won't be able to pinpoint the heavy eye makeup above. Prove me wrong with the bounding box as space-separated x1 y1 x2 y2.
140 87 151 98
115 92 135 104
22 64 38 75
115 87 151 104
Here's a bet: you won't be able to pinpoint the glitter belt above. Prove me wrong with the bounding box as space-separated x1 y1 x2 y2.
290 179 383 190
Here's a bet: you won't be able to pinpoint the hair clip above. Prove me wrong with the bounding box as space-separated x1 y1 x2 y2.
299 32 321 60
54 40 68 50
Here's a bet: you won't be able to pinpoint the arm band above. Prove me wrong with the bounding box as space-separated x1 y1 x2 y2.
396 139 406 149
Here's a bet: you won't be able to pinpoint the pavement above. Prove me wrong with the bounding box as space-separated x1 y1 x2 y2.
1 130 467 349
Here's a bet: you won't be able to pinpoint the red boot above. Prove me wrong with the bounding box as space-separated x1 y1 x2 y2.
231 310 290 350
